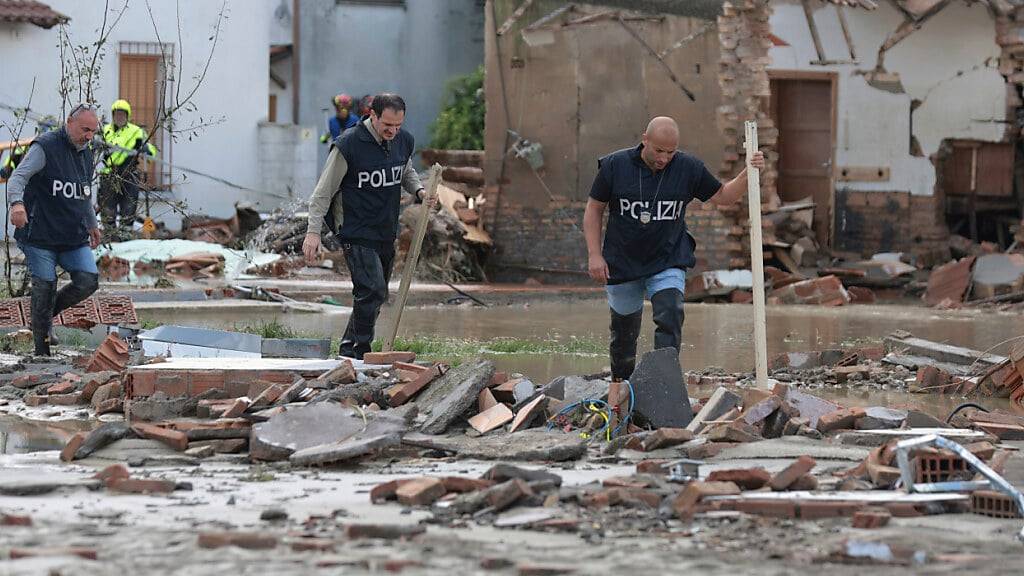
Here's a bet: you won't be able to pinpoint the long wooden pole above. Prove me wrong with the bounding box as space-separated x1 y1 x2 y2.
745 121 769 388
382 163 442 352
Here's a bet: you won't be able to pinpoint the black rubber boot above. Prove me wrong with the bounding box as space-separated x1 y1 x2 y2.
53 271 100 317
651 288 685 351
609 308 643 381
30 277 58 357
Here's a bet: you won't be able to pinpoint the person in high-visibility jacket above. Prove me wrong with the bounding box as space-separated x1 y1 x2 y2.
1 116 59 179
99 99 157 235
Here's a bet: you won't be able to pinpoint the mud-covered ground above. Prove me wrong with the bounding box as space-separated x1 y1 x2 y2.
2 428 1023 576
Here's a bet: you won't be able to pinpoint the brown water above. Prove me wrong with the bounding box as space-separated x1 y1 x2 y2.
0 416 91 455
139 301 1023 384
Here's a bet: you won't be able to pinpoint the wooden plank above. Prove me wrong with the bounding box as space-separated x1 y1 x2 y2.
836 166 890 182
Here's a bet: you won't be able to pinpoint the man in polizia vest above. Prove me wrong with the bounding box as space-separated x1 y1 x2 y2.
99 99 157 236
7 103 103 357
584 116 765 382
303 93 432 360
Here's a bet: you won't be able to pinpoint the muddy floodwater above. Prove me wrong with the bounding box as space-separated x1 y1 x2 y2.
139 300 1024 378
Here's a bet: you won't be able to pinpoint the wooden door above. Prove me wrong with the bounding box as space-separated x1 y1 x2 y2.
118 54 162 189
770 77 835 246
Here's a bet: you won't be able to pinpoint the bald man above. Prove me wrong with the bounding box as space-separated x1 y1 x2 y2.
583 116 765 382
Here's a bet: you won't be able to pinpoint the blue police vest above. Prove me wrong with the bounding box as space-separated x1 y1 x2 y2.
15 128 95 249
329 118 414 246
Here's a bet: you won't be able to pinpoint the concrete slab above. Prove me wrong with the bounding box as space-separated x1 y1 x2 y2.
629 348 693 429
712 437 871 462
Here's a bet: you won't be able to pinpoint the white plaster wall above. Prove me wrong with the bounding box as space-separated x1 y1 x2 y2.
0 0 274 228
769 0 1005 196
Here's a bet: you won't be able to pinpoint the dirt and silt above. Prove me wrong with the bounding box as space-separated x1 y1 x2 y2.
2 297 1024 575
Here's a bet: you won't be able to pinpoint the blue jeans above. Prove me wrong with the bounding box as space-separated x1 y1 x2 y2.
605 268 686 314
19 242 97 281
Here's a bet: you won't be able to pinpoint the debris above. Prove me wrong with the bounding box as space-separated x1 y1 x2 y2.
417 358 495 434
706 468 771 490
769 455 817 491
510 394 547 433
403 430 586 462
770 275 850 306
639 428 694 451
686 387 740 434
86 334 130 373
672 481 741 520
131 423 189 451
396 477 447 506
250 403 408 462
363 351 417 365
390 363 444 407
197 531 278 550
289 434 402 467
629 348 693 428
923 256 975 306
469 403 514 434
343 523 425 540
9 547 98 560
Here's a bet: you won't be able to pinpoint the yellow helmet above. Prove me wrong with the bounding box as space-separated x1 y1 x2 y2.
111 99 132 117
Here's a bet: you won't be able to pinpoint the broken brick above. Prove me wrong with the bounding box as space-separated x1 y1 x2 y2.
440 477 494 493
636 459 670 475
1 513 32 526
517 564 577 576
706 468 771 490
468 403 514 434
478 387 498 412
343 524 425 540
9 547 97 560
734 499 798 518
395 477 446 506
46 392 84 405
86 333 130 373
672 481 741 520
291 538 336 552
221 397 251 418
370 479 415 503
46 381 77 395
741 395 782 426
60 431 88 462
390 363 443 407
798 501 863 519
95 398 124 415
197 531 278 550
108 478 177 494
769 455 816 491
251 384 285 407
852 507 892 528
23 394 47 407
362 351 416 365
11 374 42 388
510 394 547 433
816 407 866 434
131 423 189 451
93 464 130 487
788 474 819 491
706 421 761 443
639 427 694 451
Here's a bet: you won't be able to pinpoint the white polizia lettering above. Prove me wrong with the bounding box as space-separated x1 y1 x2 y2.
51 180 88 200
357 165 405 189
618 200 684 222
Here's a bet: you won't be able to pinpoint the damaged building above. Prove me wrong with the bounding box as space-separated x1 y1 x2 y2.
481 0 1024 281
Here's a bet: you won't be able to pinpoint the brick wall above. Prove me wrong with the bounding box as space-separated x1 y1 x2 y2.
834 190 949 259
486 197 591 283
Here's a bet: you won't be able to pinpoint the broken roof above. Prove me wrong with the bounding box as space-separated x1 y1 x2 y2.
0 0 69 28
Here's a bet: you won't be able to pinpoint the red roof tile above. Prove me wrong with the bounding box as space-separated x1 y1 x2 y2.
0 1 69 29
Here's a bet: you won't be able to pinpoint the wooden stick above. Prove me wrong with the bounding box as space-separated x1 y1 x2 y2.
382 164 442 352
745 121 769 389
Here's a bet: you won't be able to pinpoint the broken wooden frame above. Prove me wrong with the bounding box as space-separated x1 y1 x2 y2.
895 433 1024 541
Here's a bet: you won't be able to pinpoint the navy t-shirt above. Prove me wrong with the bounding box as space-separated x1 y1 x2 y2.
589 144 722 285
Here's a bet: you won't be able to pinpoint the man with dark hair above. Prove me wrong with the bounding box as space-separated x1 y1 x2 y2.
7 103 102 356
303 93 430 360
584 116 764 382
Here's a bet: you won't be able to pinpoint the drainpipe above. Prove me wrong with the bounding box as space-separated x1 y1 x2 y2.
291 0 300 125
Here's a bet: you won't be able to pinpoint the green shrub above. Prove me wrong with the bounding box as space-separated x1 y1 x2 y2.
429 66 484 150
